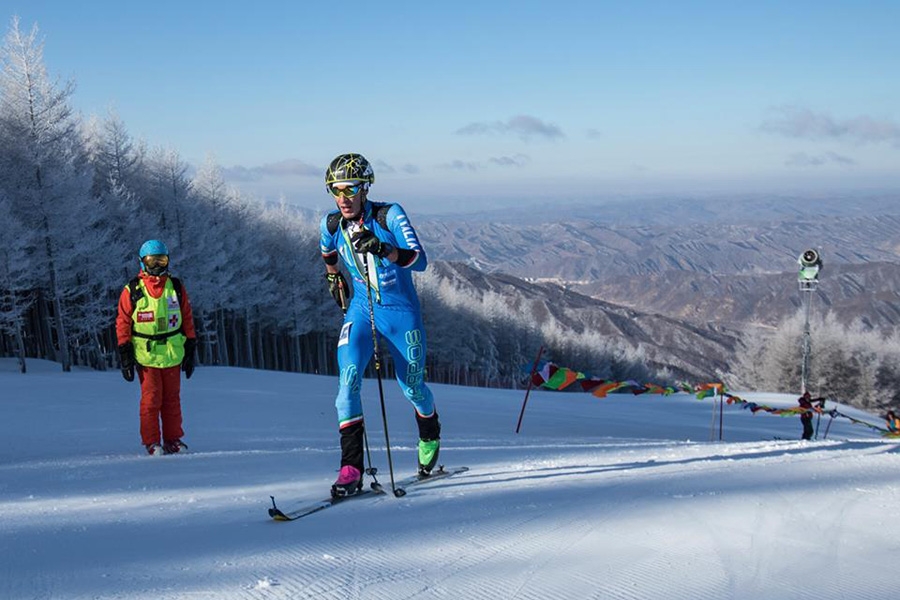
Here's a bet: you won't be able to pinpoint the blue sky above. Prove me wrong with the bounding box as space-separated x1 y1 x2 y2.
8 1 900 213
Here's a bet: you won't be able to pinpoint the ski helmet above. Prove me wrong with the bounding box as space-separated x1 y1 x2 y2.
325 153 374 188
139 239 170 276
139 240 169 258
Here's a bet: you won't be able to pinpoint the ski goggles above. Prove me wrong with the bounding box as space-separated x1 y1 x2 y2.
142 254 169 269
328 182 364 198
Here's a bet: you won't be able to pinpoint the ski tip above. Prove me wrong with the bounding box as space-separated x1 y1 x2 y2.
268 508 291 521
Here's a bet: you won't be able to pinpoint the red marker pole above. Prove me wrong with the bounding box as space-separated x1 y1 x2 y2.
515 346 545 434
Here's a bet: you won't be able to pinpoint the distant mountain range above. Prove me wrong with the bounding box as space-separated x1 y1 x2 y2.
417 193 900 328
424 261 741 381
412 192 900 379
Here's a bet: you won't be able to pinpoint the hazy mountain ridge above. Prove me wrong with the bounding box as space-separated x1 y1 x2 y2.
417 196 900 334
425 261 741 380
572 261 900 331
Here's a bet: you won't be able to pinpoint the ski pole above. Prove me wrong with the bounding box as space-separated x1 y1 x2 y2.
719 391 724 441
361 425 382 491
822 411 836 440
358 222 405 498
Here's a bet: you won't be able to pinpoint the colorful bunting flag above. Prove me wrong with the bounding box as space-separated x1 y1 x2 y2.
524 359 890 435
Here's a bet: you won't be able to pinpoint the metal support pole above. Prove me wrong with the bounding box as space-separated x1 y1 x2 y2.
797 248 821 395
800 289 812 395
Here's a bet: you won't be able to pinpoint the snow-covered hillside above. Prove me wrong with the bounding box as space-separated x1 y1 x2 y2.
1 359 898 599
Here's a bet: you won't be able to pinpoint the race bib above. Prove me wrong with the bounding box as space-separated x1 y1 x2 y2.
338 322 352 347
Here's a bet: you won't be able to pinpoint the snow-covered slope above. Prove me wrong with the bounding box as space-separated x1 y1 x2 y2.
1 359 897 599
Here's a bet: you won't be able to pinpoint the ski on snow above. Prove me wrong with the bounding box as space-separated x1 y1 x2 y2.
268 466 469 522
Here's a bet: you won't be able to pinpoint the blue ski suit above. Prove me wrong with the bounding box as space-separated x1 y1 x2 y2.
319 200 436 431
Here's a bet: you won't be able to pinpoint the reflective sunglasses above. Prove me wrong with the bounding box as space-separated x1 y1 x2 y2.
142 254 169 269
328 183 364 198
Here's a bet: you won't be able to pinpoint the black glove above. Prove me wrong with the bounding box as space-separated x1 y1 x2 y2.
351 228 393 258
325 271 350 312
182 338 197 379
118 343 135 382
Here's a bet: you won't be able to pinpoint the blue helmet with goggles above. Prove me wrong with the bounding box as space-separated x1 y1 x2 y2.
139 240 170 276
139 239 168 258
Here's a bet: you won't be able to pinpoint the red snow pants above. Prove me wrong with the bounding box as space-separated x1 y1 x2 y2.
137 365 184 445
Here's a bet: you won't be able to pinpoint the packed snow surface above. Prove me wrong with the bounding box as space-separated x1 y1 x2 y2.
1 359 898 599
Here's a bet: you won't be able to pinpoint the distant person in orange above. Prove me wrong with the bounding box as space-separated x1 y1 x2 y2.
884 410 899 435
116 240 197 455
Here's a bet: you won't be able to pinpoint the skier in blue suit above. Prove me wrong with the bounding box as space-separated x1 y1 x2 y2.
319 153 441 497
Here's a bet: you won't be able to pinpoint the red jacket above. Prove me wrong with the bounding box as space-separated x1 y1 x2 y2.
116 272 197 346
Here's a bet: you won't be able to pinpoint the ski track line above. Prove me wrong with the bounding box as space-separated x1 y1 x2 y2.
234 534 425 600
811 478 899 600
664 452 897 600
396 501 615 600
572 519 732 600
237 477 629 600
672 481 792 600
235 446 875 600
385 474 652 600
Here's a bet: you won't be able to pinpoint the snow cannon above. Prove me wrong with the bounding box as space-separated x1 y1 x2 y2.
798 249 822 290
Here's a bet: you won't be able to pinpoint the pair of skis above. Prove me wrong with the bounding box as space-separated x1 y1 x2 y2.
268 466 468 522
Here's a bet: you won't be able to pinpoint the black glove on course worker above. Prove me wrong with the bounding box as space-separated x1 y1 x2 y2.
118 343 135 382
351 228 393 258
182 338 197 379
325 272 349 312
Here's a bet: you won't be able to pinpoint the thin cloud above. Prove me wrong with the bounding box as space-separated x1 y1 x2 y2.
373 160 396 175
586 128 603 140
488 154 530 167
373 160 421 176
455 115 564 141
761 106 900 146
222 159 320 182
439 159 480 171
785 151 857 168
438 154 530 171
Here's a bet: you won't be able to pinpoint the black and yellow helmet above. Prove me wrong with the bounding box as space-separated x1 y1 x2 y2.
325 153 375 187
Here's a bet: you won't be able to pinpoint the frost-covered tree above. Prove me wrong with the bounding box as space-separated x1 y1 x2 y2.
258 200 328 370
732 314 804 393
0 190 33 372
85 108 144 197
142 146 192 247
184 155 256 365
0 17 96 370
733 309 900 410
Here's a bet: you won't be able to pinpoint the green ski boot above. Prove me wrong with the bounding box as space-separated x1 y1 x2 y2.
418 438 440 477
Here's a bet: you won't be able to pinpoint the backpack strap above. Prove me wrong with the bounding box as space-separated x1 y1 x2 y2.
169 276 184 307
328 204 392 235
371 203 392 230
326 212 342 235
128 276 183 312
128 276 143 310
